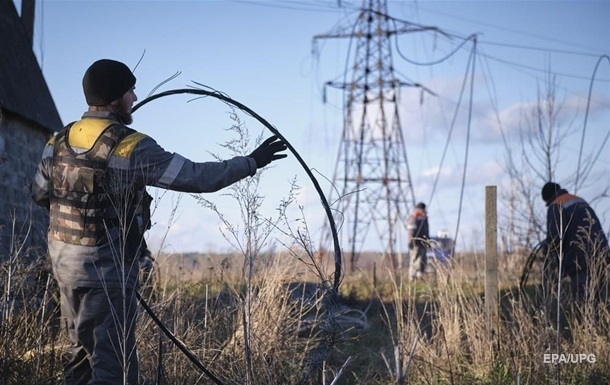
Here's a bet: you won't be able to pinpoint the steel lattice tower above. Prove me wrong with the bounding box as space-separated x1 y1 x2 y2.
317 0 433 271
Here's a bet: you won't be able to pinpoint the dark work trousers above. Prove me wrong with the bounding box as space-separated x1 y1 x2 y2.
59 285 139 385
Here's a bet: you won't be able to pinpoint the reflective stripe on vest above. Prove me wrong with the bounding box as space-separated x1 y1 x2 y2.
49 120 129 246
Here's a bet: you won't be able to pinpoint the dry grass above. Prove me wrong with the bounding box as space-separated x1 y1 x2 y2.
1 245 609 385
332 250 610 385
135 252 330 385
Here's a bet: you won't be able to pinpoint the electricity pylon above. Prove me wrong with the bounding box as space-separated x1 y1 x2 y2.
316 0 436 272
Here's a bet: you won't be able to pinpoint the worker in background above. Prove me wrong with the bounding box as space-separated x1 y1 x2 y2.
407 202 430 281
541 182 609 305
30 58 287 385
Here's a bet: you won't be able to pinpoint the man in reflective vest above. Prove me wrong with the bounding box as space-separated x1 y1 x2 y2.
31 59 287 384
541 182 609 305
407 202 429 281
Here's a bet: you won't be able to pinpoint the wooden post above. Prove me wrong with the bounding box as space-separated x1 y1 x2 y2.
485 186 498 344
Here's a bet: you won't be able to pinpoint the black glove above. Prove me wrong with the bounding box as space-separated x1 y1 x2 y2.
248 135 288 169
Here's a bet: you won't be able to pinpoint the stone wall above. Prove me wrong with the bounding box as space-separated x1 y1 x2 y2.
0 109 51 261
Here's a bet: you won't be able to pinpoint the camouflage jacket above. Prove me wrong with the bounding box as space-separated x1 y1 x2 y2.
31 111 257 288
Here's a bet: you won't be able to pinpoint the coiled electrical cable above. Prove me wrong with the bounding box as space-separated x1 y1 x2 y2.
132 85 343 384
132 85 342 290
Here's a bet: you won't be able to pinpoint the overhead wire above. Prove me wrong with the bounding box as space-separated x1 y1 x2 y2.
397 26 607 86
261 3 608 170
394 26 478 247
394 31 474 66
373 2 609 251
577 130 610 189
403 2 455 230
395 21 609 84
388 5 607 241
479 40 607 58
389 9 609 88
574 55 610 193
230 0 358 13
390 22 488 237
384 12 461 213
314 4 361 250
478 46 512 161
404 0 607 59
393 26 610 173
453 38 477 252
391 26 478 236
409 3 607 54
406 31 608 248
477 46 522 250
391 28 479 226
478 51 609 83
254 0 608 247
425 39 475 209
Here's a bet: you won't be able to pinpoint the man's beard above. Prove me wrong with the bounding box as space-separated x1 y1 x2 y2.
114 104 133 125
118 109 133 125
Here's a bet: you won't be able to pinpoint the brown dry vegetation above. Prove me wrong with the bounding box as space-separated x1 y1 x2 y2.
1 245 609 385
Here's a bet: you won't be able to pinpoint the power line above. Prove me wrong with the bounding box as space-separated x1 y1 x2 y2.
361 7 610 86
380 5 609 59
479 40 607 58
229 0 357 13
478 51 610 83
453 38 477 253
427 39 476 209
575 55 610 193
393 27 475 66
409 2 608 54
391 26 610 83
241 0 607 65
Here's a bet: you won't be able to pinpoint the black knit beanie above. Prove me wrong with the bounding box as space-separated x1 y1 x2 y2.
82 59 136 106
541 182 561 206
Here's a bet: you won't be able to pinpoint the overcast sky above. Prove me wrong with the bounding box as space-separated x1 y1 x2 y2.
16 0 610 255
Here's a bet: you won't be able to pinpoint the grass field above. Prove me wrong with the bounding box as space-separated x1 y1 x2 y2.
2 247 608 385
